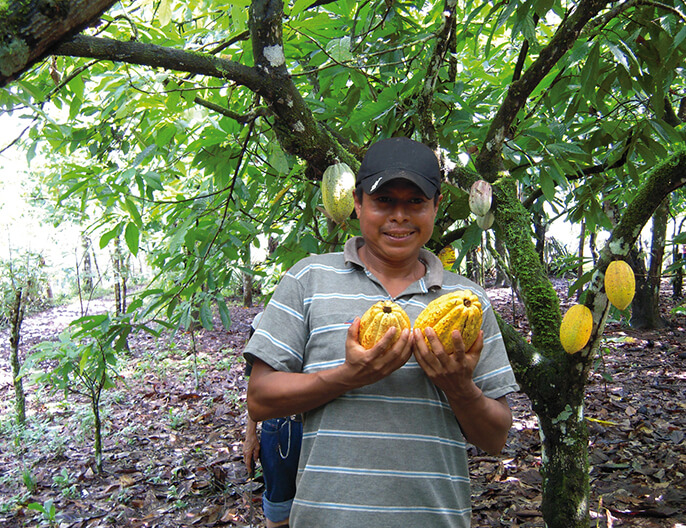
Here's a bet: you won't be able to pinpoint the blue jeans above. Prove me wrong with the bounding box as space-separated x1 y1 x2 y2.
260 416 303 523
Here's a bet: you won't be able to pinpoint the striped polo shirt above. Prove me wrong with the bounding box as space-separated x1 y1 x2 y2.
244 236 519 528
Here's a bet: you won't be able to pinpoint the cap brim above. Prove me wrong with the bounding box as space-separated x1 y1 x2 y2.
359 170 437 198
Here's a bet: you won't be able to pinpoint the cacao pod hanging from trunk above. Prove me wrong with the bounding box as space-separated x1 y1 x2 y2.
414 289 483 354
604 260 635 311
322 162 356 224
559 304 593 354
469 180 492 217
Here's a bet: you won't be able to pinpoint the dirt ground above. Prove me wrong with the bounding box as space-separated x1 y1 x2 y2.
0 281 684 527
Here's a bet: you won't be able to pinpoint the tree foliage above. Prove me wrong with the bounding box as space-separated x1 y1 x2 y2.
2 1 686 526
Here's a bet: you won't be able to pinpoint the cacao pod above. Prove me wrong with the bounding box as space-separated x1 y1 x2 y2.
475 211 495 230
322 162 355 224
469 180 492 216
414 289 483 354
359 300 411 349
438 246 456 270
559 304 593 354
604 260 635 311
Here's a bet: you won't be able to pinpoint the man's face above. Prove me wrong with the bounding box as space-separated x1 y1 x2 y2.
354 179 441 265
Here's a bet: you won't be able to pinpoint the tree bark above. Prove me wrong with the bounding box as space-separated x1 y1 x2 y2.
631 198 669 328
0 0 118 86
9 287 27 426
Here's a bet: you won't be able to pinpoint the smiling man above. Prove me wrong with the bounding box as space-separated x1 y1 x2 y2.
245 137 518 528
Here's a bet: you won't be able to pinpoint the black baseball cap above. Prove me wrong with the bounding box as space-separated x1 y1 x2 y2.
356 137 441 198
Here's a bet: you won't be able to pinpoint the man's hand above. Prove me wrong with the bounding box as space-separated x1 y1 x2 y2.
243 417 260 476
413 327 512 455
340 317 414 389
413 327 484 401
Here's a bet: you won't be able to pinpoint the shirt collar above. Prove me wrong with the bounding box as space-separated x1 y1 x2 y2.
343 236 444 290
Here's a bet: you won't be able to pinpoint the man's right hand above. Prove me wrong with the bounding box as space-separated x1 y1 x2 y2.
341 317 413 388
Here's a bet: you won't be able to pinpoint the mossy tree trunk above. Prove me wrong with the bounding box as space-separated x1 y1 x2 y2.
496 151 686 528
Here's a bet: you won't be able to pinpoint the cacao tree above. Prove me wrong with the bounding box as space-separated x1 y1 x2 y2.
2 1 686 526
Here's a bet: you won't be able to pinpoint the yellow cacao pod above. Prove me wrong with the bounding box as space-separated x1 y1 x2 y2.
559 304 593 354
322 162 355 224
359 301 411 349
414 289 483 354
438 246 456 270
604 260 635 311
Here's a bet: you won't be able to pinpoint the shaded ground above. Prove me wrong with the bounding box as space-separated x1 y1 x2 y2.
0 282 684 527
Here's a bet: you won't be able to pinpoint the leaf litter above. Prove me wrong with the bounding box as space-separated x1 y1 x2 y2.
0 281 684 528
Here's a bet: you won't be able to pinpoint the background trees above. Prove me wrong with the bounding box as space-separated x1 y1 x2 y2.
2 1 685 526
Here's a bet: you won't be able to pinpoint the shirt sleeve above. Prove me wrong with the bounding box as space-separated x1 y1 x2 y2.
472 291 519 399
243 262 309 374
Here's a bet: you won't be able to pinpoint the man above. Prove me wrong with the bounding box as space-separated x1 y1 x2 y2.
243 313 302 528
245 137 518 527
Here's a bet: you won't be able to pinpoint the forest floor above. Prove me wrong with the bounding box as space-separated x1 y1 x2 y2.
0 279 684 528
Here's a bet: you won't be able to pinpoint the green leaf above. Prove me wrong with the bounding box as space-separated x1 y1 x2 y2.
200 300 214 330
217 299 232 330
99 224 122 249
124 222 140 256
124 197 143 227
326 36 353 62
158 0 172 26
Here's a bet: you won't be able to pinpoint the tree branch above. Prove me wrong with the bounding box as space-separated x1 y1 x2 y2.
476 0 610 178
53 35 264 90
0 0 118 87
416 1 457 148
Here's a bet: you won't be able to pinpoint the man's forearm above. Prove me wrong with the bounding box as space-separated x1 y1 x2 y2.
449 392 512 455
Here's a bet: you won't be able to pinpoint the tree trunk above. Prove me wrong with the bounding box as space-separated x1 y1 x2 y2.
9 288 26 426
92 393 103 473
672 218 685 300
630 199 668 329
577 221 586 301
242 271 253 308
81 234 93 294
539 402 590 527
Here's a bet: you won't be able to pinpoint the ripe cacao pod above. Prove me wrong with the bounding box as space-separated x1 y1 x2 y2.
414 289 483 354
322 162 355 224
359 301 411 349
469 180 492 217
559 304 593 354
604 260 635 311
438 246 456 270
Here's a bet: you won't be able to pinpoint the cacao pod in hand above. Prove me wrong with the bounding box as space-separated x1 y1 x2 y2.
469 180 492 217
359 301 411 349
559 304 593 354
322 162 355 224
604 260 635 311
414 289 483 354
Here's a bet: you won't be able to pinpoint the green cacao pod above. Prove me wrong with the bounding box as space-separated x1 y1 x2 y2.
559 304 593 354
322 162 355 224
359 301 411 349
469 180 492 217
414 289 483 354
475 210 495 230
604 260 635 311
